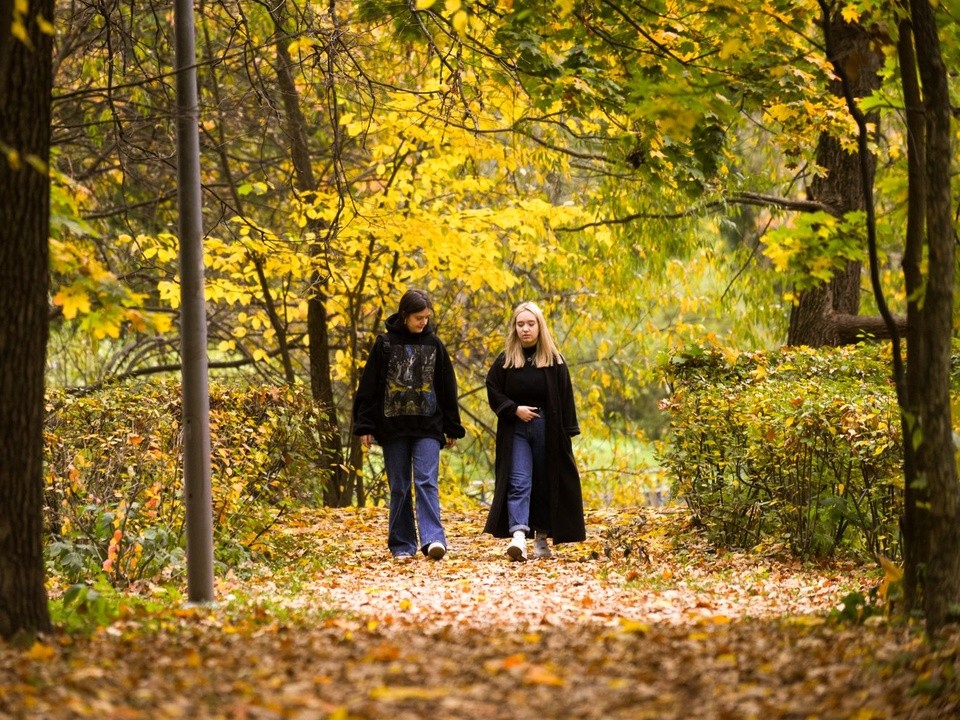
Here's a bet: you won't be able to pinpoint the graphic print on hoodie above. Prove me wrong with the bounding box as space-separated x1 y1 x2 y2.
383 341 438 418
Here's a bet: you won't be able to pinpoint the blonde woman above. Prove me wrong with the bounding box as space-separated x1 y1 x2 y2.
483 301 585 561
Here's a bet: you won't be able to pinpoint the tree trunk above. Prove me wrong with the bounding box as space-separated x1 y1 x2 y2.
269 1 351 507
895 15 927 617
909 0 960 635
787 13 881 347
0 0 54 639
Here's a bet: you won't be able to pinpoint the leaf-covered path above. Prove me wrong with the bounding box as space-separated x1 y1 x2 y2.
2 507 958 719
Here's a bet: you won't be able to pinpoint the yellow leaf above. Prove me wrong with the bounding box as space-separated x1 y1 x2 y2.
719 37 742 60
841 5 861 22
370 686 450 701
879 555 903 583
53 286 92 320
617 618 650 635
24 642 57 661
524 664 565 686
785 615 826 627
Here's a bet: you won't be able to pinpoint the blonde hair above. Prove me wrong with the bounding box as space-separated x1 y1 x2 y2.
503 301 563 369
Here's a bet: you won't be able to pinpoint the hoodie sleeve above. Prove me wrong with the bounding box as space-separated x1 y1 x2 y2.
352 336 384 437
436 339 466 439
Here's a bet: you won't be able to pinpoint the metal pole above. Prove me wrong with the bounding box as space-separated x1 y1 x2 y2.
173 0 214 602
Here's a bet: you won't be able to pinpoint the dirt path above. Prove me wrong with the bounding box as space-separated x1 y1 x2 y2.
310 508 854 633
2 507 958 719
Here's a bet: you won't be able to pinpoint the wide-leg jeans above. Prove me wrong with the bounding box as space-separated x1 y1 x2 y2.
382 436 445 556
507 415 546 535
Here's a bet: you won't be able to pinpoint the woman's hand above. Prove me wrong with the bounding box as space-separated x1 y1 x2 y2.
515 406 541 422
360 434 374 448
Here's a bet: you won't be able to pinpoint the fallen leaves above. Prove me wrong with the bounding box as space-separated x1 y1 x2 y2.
1 506 958 719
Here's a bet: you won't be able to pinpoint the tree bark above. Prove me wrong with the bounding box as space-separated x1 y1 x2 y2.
909 0 960 635
787 12 882 347
0 0 54 639
895 13 927 617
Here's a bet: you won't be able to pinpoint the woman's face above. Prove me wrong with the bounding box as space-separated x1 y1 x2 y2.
515 310 540 348
405 308 432 334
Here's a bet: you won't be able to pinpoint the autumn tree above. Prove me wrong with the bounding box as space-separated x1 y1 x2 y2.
786 6 884 347
46 0 612 507
896 0 960 635
434 0 958 630
0 0 54 639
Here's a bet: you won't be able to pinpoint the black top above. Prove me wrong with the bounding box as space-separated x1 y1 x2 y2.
503 346 548 409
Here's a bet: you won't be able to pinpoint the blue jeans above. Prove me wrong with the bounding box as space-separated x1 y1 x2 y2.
507 415 546 534
382 437 445 556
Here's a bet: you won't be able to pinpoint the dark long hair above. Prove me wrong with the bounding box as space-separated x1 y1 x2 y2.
397 288 435 330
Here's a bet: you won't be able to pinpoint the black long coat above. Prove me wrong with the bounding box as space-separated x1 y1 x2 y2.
482 353 586 543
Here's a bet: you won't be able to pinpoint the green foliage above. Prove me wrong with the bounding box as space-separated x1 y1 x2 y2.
49 578 125 635
44 380 334 586
829 589 884 625
660 343 904 560
762 211 868 290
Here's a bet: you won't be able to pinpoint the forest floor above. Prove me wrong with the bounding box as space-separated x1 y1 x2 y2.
2 505 959 719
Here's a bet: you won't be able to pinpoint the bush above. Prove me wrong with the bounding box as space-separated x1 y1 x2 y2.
659 343 903 560
44 379 334 585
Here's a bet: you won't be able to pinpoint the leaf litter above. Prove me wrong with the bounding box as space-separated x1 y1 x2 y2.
2 506 958 719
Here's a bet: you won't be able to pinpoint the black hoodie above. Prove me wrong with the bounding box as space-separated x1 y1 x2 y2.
352 313 465 445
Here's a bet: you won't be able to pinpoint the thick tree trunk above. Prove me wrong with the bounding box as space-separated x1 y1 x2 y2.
787 14 881 347
909 0 960 635
0 0 54 639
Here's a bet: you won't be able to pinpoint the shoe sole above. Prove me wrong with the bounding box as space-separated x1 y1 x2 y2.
427 545 446 560
506 544 527 562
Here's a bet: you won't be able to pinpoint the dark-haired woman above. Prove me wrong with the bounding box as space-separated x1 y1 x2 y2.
353 289 465 561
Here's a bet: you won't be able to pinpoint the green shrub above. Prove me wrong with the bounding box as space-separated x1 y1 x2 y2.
659 343 903 560
44 379 333 585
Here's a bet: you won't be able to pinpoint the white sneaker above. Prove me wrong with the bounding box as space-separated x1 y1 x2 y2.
427 542 446 560
533 531 552 559
506 531 527 562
